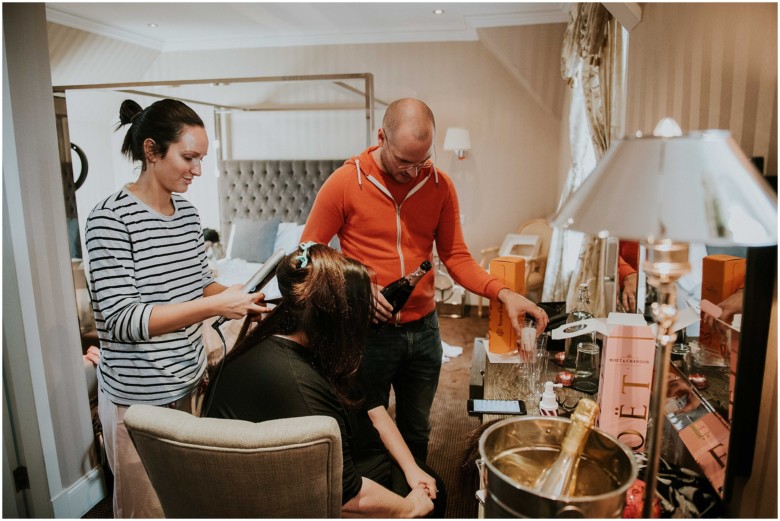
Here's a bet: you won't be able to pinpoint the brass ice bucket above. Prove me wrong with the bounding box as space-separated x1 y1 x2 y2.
478 416 637 518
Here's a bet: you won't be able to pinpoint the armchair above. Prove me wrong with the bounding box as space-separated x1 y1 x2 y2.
124 405 342 518
478 218 553 316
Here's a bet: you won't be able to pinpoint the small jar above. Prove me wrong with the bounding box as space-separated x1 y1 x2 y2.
670 343 692 375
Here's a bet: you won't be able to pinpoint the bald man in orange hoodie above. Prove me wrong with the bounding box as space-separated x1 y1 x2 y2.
302 98 548 463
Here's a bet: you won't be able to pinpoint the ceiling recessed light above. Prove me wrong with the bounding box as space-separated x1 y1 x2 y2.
433 9 444 15
147 23 158 28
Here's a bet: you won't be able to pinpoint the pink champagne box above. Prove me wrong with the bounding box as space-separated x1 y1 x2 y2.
552 313 655 452
678 411 729 495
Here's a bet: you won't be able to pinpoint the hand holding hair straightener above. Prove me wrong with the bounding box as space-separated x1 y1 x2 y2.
212 248 286 330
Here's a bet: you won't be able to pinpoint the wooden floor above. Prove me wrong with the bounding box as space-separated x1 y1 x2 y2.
84 308 489 519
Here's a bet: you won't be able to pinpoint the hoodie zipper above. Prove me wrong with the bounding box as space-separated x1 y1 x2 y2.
360 167 431 324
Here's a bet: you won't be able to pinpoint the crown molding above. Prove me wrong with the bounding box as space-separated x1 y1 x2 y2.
46 3 570 53
46 6 163 50
466 8 569 28
160 29 481 52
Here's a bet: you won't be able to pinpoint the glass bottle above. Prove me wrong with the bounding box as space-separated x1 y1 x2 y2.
563 284 595 371
381 260 433 315
533 398 599 497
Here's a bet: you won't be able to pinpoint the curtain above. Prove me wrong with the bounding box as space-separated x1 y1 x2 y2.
542 3 624 317
541 76 595 303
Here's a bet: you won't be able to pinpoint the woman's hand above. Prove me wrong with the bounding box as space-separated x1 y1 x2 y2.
148 282 273 337
212 284 273 319
404 485 434 517
404 466 437 500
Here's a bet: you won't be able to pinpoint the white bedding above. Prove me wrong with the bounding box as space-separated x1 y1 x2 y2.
213 257 282 299
203 258 281 369
212 219 307 299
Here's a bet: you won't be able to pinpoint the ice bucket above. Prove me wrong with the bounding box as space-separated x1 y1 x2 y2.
478 416 637 518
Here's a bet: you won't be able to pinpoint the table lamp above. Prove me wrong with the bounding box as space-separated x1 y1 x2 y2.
551 118 777 517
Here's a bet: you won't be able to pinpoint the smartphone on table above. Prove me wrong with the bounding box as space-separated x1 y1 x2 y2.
467 399 527 416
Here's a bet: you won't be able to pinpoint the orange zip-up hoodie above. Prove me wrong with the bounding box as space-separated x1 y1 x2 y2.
302 146 505 323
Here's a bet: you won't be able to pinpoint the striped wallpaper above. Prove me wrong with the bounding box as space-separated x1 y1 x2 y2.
47 22 161 85
478 23 568 121
625 3 777 176
50 22 568 257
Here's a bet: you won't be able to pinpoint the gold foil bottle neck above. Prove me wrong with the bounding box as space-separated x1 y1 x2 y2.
534 398 600 497
570 398 598 425
558 398 598 456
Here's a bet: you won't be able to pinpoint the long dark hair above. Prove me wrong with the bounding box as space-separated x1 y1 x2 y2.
228 244 374 404
116 98 204 170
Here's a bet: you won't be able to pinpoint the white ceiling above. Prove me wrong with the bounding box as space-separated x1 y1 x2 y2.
45 2 570 52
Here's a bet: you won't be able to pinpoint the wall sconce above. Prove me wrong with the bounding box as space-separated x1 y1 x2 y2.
443 127 471 160
551 118 777 517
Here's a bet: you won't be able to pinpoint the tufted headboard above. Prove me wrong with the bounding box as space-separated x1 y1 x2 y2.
217 159 345 237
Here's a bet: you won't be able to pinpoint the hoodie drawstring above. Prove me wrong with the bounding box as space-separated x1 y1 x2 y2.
356 159 363 188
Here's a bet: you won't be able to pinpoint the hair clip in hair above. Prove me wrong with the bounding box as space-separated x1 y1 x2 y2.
296 241 317 268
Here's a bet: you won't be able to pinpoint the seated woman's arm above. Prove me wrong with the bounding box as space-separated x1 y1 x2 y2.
342 477 433 518
366 406 437 498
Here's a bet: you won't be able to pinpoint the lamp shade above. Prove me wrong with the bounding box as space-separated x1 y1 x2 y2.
443 127 471 151
551 128 777 246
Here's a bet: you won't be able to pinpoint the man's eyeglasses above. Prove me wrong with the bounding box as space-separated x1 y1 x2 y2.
384 134 436 176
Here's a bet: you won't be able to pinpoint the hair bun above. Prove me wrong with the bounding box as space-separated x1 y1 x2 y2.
118 99 143 126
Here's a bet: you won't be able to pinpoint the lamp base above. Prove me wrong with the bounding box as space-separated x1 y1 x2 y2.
641 240 690 518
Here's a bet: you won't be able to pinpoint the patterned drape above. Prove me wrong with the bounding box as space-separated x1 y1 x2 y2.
543 3 624 316
541 78 595 304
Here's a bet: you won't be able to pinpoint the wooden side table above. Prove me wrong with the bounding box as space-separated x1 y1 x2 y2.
472 338 588 422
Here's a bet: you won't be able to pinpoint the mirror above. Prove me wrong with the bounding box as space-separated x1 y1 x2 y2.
54 96 96 349
664 363 731 497
612 172 776 500
54 96 83 260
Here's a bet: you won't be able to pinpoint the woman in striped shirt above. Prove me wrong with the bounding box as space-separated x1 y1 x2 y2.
85 99 269 518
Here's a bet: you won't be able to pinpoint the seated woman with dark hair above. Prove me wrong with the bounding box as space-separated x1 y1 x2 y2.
206 242 445 518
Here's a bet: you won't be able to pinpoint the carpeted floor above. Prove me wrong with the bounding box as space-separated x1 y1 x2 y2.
82 496 112 519
426 310 487 518
83 309 488 519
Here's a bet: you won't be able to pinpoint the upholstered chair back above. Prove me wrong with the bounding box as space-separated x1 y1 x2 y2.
124 405 342 518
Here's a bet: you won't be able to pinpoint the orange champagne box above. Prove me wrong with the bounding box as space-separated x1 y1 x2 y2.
699 254 746 357
552 313 655 452
487 256 525 354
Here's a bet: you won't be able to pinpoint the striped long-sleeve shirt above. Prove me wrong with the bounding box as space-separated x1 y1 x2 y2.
85 188 214 406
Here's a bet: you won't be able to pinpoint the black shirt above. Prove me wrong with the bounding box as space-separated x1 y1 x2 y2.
206 335 388 503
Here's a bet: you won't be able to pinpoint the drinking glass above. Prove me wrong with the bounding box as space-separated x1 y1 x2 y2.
534 333 550 393
518 318 537 359
573 342 600 394
517 333 549 413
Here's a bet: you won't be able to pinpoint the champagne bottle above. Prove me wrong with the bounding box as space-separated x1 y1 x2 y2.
381 260 433 315
563 284 595 371
533 398 599 497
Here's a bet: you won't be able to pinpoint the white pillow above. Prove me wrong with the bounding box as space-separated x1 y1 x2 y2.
274 222 341 254
274 222 306 255
226 218 280 262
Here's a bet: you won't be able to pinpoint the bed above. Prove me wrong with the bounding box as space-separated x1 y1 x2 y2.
202 158 345 366
210 158 344 290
